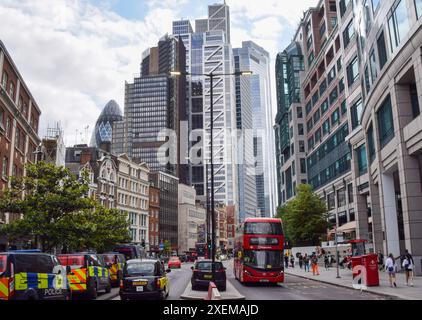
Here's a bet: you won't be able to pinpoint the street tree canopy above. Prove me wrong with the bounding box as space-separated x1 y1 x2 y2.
0 161 130 253
277 184 328 247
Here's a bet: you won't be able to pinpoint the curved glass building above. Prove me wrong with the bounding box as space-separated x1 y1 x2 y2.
90 100 123 150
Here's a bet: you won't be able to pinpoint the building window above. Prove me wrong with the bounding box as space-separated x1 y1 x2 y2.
338 211 348 226
337 188 346 207
329 88 338 105
367 124 376 164
348 183 354 203
331 108 340 126
377 95 395 148
327 193 335 210
331 17 338 28
388 0 410 52
377 31 388 69
307 118 313 131
308 52 315 66
312 91 319 106
322 119 330 136
351 98 363 129
356 144 368 176
9 82 15 100
328 67 336 84
313 109 321 123
369 49 377 83
2 157 8 178
1 71 7 89
347 56 359 87
341 100 347 115
320 23 326 38
364 66 371 94
320 79 327 95
298 123 304 135
297 107 303 118
321 99 329 115
349 208 355 221
337 58 342 72
343 19 355 48
410 84 420 118
339 78 345 93
416 0 422 18
340 0 351 17
314 128 321 143
306 101 312 115
299 140 305 152
300 158 307 174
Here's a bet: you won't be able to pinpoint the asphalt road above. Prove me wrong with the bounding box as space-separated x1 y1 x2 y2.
108 259 389 300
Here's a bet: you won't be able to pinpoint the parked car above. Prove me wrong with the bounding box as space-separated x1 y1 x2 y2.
119 259 171 300
57 253 111 299
0 250 69 300
168 256 181 269
191 260 226 291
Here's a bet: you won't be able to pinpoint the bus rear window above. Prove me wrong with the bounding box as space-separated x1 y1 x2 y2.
57 256 85 267
0 255 7 274
244 222 283 235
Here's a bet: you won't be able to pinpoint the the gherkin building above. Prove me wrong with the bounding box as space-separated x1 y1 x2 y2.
90 100 123 149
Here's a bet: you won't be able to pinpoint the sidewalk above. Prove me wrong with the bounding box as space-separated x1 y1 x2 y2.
285 265 422 300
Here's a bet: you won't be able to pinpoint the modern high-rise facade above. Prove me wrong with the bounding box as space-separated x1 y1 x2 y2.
235 41 277 218
90 100 123 153
274 42 306 207
172 2 238 210
277 0 422 274
124 35 187 183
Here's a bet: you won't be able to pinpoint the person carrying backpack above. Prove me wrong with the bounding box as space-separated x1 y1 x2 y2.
385 253 397 288
402 250 414 287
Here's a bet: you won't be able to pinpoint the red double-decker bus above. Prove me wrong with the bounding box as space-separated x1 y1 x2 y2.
234 217 284 284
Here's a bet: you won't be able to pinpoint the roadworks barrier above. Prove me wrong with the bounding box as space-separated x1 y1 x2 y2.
204 282 221 300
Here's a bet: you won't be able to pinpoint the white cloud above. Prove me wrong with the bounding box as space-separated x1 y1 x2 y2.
0 0 182 145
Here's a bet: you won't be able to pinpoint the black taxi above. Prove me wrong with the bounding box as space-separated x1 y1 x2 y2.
0 250 69 300
119 259 171 300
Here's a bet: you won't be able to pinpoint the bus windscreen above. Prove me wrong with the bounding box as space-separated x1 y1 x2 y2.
244 222 283 235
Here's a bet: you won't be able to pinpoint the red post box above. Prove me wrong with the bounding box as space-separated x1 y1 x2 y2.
352 254 379 286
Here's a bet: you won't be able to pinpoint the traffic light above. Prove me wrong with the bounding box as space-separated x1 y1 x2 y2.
141 239 146 248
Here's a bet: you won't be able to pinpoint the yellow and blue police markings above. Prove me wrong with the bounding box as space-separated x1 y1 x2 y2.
12 272 67 298
88 266 109 278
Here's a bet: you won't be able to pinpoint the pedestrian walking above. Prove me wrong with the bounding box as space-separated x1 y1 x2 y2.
402 250 415 287
311 254 320 276
385 253 397 288
377 250 384 271
284 253 289 269
324 254 330 270
303 254 310 272
298 254 303 269
290 255 295 268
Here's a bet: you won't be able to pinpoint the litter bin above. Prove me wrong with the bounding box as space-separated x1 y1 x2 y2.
352 253 379 286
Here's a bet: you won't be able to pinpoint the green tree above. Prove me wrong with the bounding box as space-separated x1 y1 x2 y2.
0 161 130 253
277 184 328 247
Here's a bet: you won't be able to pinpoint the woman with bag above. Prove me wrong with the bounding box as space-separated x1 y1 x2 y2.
385 253 397 288
402 250 415 287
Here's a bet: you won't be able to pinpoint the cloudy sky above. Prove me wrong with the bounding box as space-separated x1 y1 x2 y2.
0 0 317 146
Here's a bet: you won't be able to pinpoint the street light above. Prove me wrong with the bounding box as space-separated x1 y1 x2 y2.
171 69 252 280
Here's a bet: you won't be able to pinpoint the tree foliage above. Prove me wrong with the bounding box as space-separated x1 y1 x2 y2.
0 161 130 253
277 184 328 247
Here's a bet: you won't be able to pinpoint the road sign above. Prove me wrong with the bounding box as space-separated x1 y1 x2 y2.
159 243 164 250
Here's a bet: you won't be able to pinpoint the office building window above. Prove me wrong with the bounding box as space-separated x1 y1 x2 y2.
328 67 336 84
308 52 315 66
351 98 363 129
329 88 338 105
377 31 388 69
314 128 321 143
377 95 395 148
364 66 371 94
341 100 347 115
327 193 335 210
298 123 304 135
343 19 355 48
347 56 359 87
340 0 351 17
300 158 307 174
337 188 346 207
307 118 313 131
338 211 348 226
369 49 377 83
349 208 355 221
299 140 305 153
322 119 330 136
339 78 345 93
348 183 354 203
331 108 340 126
367 124 376 163
2 157 8 177
356 144 368 176
321 99 329 115
388 0 410 52
410 84 420 118
372 0 380 13
313 109 321 123
297 107 303 118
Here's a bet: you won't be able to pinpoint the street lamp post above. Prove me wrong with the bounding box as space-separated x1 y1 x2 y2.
171 69 252 281
335 227 341 278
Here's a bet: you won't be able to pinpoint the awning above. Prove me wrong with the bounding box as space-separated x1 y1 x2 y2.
337 221 357 233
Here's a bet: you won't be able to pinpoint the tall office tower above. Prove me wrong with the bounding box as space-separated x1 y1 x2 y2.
274 42 306 207
235 41 276 217
172 1 238 209
124 35 187 183
90 100 123 153
233 46 257 221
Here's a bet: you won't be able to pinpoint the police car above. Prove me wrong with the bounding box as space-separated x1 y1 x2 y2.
119 259 171 300
0 250 69 300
